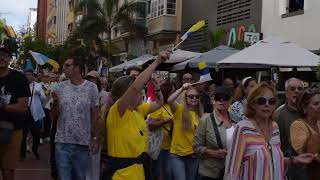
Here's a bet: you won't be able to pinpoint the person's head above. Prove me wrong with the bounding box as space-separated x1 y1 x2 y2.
233 77 256 101
126 66 141 78
160 81 175 103
185 87 200 107
24 70 35 83
86 70 101 91
86 70 100 84
285 78 304 107
63 58 86 79
111 76 141 107
195 81 209 93
0 45 11 69
182 73 194 84
296 88 320 119
100 77 109 91
152 72 165 86
213 86 233 112
245 82 277 120
182 86 203 131
222 78 235 91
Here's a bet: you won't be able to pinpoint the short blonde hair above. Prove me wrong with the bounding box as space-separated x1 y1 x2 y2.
245 82 277 118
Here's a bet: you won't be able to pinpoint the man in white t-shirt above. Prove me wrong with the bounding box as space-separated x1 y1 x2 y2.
51 56 100 180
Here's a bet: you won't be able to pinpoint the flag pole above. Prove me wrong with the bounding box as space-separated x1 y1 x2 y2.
172 40 185 51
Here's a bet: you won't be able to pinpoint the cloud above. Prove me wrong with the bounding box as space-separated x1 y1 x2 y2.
0 0 38 30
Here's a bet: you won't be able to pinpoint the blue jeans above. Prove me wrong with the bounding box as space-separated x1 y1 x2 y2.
169 153 199 180
55 143 90 180
152 150 172 180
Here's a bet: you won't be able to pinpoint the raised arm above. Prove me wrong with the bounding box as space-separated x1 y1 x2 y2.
118 50 171 116
167 83 190 112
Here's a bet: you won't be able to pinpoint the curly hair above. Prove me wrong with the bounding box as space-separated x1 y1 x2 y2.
296 88 320 117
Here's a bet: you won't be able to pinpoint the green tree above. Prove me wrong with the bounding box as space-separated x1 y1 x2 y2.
76 0 140 62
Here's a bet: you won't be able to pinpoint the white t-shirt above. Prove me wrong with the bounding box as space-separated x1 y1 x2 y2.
54 80 99 146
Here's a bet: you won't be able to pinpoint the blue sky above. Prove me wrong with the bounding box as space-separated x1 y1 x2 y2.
0 0 38 31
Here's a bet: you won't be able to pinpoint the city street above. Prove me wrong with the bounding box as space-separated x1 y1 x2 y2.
16 144 51 180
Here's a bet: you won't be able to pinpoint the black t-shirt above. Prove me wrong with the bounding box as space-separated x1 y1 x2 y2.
0 69 31 129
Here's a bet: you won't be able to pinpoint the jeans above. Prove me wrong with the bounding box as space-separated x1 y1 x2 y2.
55 143 90 180
169 153 199 180
152 150 172 180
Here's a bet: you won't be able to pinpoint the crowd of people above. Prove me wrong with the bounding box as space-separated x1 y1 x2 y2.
0 44 320 180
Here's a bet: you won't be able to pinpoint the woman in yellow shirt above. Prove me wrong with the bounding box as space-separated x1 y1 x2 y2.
167 83 204 180
148 81 175 180
104 50 170 180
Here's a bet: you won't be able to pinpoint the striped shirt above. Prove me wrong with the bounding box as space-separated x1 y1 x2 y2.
225 119 285 180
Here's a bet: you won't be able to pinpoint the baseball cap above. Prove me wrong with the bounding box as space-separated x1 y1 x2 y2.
87 70 100 78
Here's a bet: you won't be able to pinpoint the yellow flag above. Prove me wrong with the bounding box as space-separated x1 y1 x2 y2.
188 20 205 33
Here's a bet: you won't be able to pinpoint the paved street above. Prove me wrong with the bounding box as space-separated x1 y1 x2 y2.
16 144 52 180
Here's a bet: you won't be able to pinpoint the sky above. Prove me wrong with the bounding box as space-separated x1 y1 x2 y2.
0 0 38 32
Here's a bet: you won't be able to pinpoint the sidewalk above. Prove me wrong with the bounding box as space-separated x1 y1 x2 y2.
16 144 52 180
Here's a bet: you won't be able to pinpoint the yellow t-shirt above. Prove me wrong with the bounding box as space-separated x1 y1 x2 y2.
106 101 150 180
149 104 173 150
170 104 199 156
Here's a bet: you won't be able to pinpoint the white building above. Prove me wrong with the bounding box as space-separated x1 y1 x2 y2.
261 0 320 51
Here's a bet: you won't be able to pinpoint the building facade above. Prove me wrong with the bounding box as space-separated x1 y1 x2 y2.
181 0 263 52
36 0 48 41
261 0 320 51
46 0 57 43
56 0 68 43
145 0 182 54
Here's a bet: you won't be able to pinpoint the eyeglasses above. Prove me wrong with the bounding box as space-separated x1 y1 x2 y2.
183 77 193 81
288 86 303 92
255 96 277 106
214 94 231 102
63 63 74 68
186 94 200 100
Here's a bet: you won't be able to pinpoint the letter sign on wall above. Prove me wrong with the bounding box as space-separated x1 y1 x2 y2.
244 32 261 45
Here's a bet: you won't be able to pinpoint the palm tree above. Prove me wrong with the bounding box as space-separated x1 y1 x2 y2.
75 0 140 63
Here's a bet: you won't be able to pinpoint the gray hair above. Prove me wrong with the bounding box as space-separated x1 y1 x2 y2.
285 78 304 91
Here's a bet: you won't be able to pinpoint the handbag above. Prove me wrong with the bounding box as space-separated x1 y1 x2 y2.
147 117 163 160
210 113 225 180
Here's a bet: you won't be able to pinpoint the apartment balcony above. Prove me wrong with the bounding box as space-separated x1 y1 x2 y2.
145 15 179 44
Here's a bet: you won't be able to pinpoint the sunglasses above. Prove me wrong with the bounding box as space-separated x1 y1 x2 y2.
183 77 193 81
255 96 277 106
288 86 303 92
63 63 74 68
214 94 231 102
186 94 200 100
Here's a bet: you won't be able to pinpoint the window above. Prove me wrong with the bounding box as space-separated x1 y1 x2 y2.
167 0 176 15
135 1 146 18
147 0 151 15
150 0 176 18
288 0 304 13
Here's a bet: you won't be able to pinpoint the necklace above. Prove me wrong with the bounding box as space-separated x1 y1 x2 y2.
253 120 272 143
